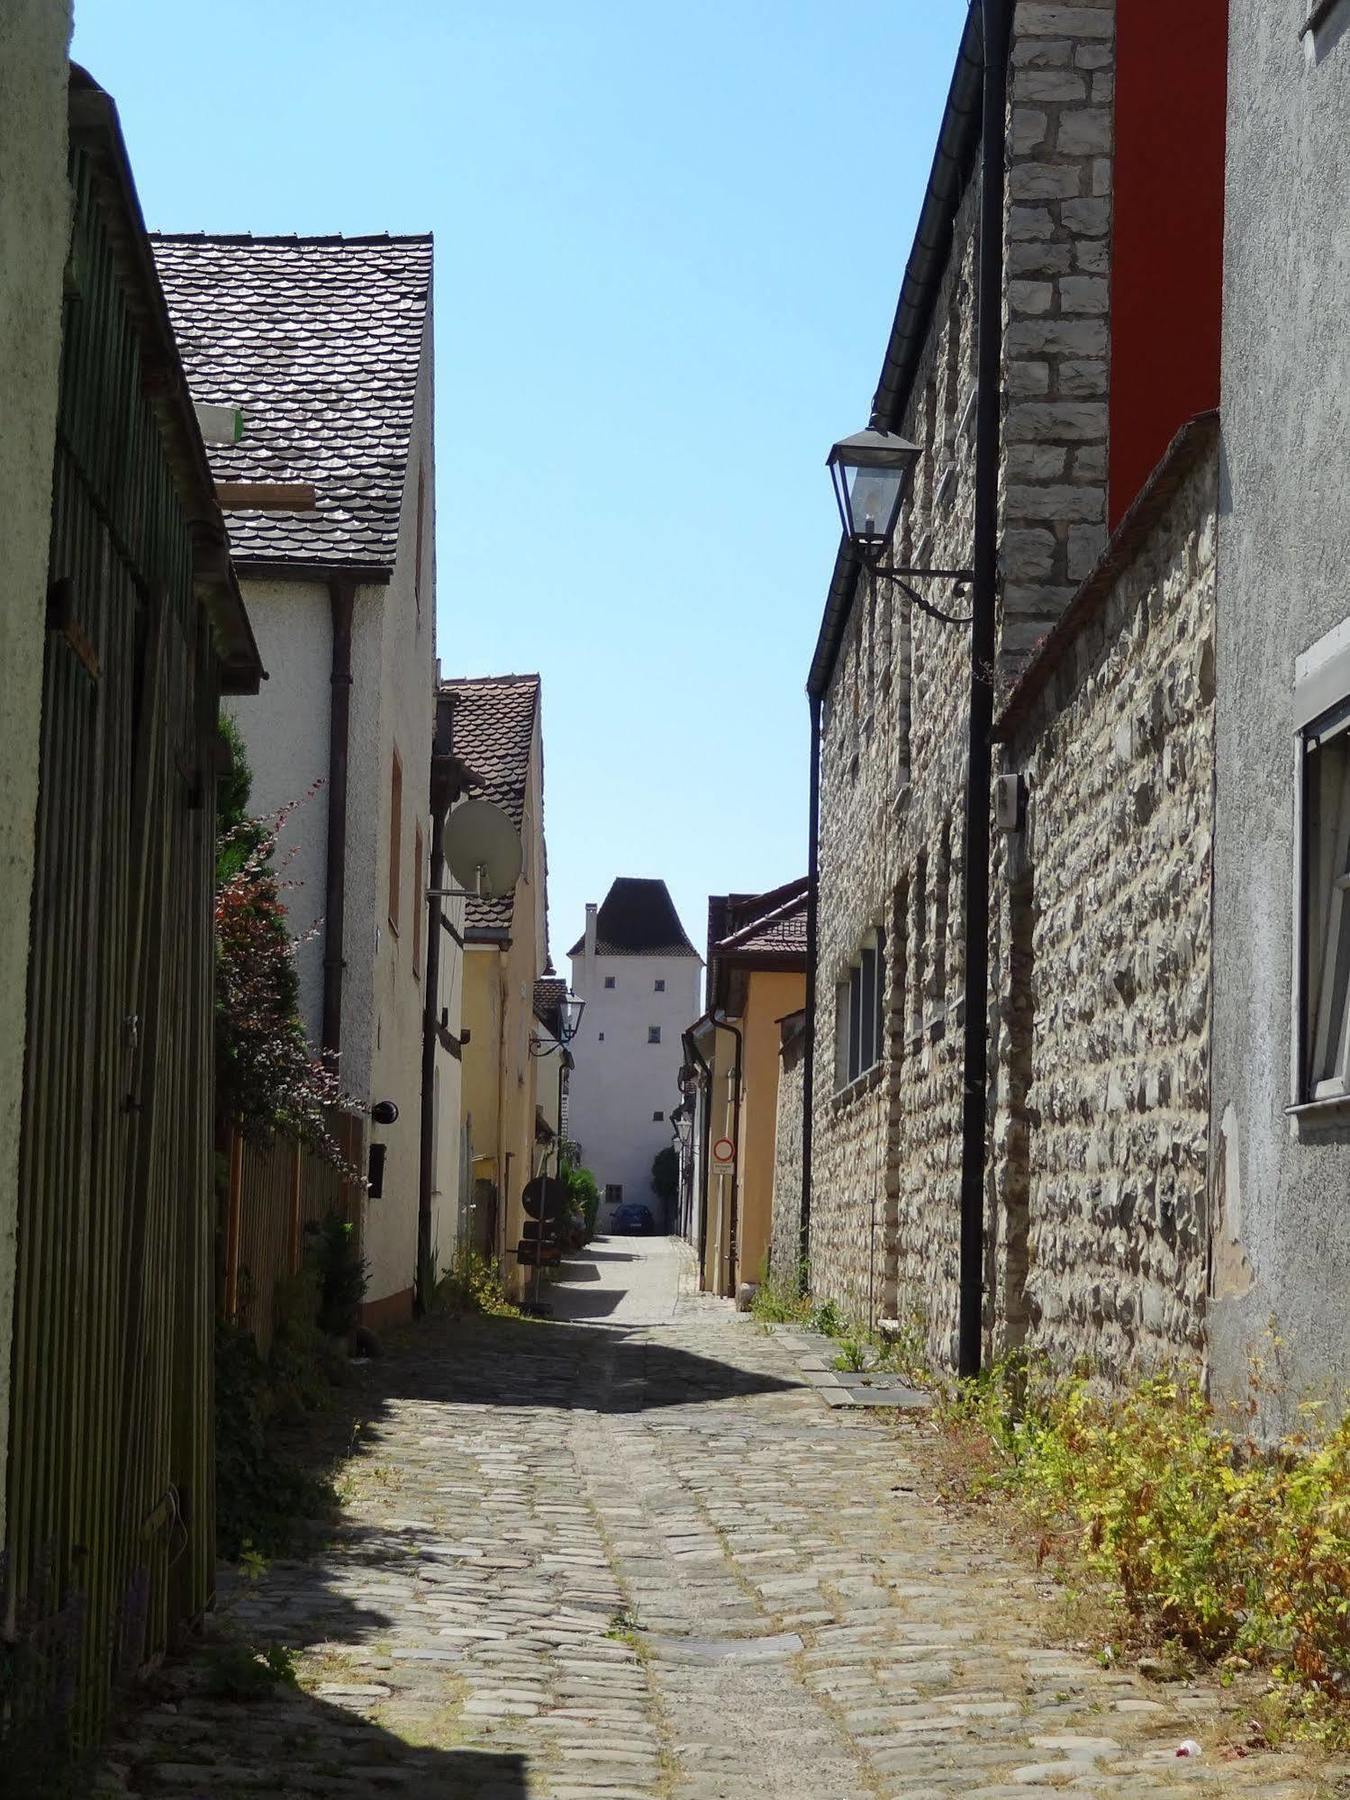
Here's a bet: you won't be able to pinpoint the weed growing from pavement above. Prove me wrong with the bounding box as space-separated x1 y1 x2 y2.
928 1354 1350 1747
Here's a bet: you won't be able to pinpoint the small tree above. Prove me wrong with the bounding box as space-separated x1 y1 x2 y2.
214 717 350 1167
651 1145 679 1219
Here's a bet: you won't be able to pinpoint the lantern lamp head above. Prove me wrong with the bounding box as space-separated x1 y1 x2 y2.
827 426 921 566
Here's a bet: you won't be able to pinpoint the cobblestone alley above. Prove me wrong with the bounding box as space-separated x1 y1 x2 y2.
103 1240 1346 1800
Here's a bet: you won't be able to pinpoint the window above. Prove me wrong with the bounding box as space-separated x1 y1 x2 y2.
598 1031 605 1042
654 978 665 992
414 464 427 614
605 1184 623 1205
412 824 424 977
604 975 616 989
648 1026 661 1044
836 927 887 1089
387 747 402 933
1300 695 1350 1101
652 1110 664 1122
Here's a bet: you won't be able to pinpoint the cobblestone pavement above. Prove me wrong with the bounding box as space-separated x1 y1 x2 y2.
103 1239 1346 1799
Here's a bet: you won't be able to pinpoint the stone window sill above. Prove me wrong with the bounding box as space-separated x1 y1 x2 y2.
1286 1091 1350 1131
831 1062 884 1114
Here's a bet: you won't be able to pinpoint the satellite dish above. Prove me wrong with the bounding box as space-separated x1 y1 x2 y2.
443 799 522 900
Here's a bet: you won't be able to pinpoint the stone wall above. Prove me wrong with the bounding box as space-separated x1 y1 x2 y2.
768 1019 805 1287
992 426 1218 1378
809 0 1118 1362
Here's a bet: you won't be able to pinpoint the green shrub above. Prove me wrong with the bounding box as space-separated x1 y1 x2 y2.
309 1212 368 1338
750 1271 812 1325
936 1359 1350 1741
214 1323 337 1560
431 1247 520 1318
202 1638 299 1702
809 1298 845 1338
562 1162 600 1240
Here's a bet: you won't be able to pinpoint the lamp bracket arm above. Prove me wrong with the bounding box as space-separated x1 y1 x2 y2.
868 564 974 628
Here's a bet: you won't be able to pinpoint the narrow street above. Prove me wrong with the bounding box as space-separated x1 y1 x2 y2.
104 1240 1328 1800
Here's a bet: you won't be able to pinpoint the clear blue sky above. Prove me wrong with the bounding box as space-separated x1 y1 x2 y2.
73 0 964 971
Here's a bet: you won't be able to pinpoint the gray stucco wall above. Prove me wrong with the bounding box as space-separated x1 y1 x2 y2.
0 0 71 1546
1208 1 1350 1427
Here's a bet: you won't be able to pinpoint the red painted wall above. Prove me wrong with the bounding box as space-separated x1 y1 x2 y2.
1108 0 1229 528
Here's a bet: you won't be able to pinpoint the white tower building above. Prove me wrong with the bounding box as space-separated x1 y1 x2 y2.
567 878 703 1227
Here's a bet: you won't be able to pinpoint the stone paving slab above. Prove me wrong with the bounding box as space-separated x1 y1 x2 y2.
99 1240 1348 1799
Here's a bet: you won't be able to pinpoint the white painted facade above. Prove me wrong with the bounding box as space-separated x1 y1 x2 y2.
0 0 72 1547
567 925 702 1224
226 315 457 1315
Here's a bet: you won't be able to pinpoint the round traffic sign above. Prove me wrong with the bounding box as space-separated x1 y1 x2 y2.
522 1175 568 1222
711 1136 735 1170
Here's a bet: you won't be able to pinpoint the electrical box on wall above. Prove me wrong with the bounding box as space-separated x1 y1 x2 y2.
995 772 1026 833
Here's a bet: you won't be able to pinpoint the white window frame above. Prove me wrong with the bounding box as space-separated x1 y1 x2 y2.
835 926 887 1091
1292 618 1350 1110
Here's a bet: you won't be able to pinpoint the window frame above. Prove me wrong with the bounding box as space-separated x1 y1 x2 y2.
1297 697 1350 1104
387 746 403 935
836 925 887 1090
647 1025 662 1045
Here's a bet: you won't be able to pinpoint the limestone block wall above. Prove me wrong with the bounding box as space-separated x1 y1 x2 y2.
809 1 1118 1362
992 433 1218 1378
768 1025 805 1287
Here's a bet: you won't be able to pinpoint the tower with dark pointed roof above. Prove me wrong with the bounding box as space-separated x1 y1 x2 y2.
566 879 702 1226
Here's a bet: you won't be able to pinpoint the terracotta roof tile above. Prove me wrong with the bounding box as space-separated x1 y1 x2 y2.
150 233 431 569
441 674 540 933
713 876 810 960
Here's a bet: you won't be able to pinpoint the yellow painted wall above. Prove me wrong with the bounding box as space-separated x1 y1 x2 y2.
738 970 807 1288
697 968 806 1298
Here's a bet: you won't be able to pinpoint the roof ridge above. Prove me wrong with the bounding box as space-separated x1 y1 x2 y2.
150 230 433 246
442 672 541 688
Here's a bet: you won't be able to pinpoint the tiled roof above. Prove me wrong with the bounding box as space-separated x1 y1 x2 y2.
441 674 540 933
150 233 432 570
712 876 810 961
568 878 699 959
533 976 566 1034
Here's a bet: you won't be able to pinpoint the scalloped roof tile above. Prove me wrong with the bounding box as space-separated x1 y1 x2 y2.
441 674 541 933
150 232 432 569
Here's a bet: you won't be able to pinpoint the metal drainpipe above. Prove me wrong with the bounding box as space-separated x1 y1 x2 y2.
801 692 821 1293
683 1025 713 1278
321 577 355 1061
714 1010 744 1299
958 0 1010 1381
416 698 457 1314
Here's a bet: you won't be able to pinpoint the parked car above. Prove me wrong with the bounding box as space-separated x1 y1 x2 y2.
610 1202 657 1235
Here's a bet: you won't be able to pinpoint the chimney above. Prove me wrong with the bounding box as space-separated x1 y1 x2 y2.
584 902 598 965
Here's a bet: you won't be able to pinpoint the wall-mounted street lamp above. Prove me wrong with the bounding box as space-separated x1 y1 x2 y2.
827 426 974 626
529 989 586 1058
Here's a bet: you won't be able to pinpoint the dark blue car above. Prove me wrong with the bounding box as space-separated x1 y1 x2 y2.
610 1202 657 1235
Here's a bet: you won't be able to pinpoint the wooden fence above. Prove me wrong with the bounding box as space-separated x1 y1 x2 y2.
223 1112 365 1356
6 132 222 1747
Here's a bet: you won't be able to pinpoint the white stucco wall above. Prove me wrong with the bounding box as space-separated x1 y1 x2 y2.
361 315 438 1313
0 0 71 1548
566 947 703 1222
226 312 442 1318
225 578 332 1048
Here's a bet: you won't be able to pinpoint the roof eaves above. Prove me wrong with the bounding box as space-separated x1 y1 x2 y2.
68 70 264 696
807 12 983 701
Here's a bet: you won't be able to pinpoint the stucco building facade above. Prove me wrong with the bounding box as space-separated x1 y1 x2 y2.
687 880 807 1297
567 879 702 1226
442 674 550 1292
1207 2 1350 1427
155 233 454 1327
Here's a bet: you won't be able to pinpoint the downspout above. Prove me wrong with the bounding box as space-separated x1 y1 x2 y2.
801 692 821 1292
958 0 1010 1380
682 1025 713 1276
416 693 457 1314
322 576 356 1061
713 1009 744 1299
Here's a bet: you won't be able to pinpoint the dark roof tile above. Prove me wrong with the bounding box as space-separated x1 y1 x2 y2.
150 233 431 569
441 674 541 933
568 878 699 959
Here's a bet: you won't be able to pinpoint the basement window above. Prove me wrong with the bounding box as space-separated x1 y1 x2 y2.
1299 694 1350 1102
